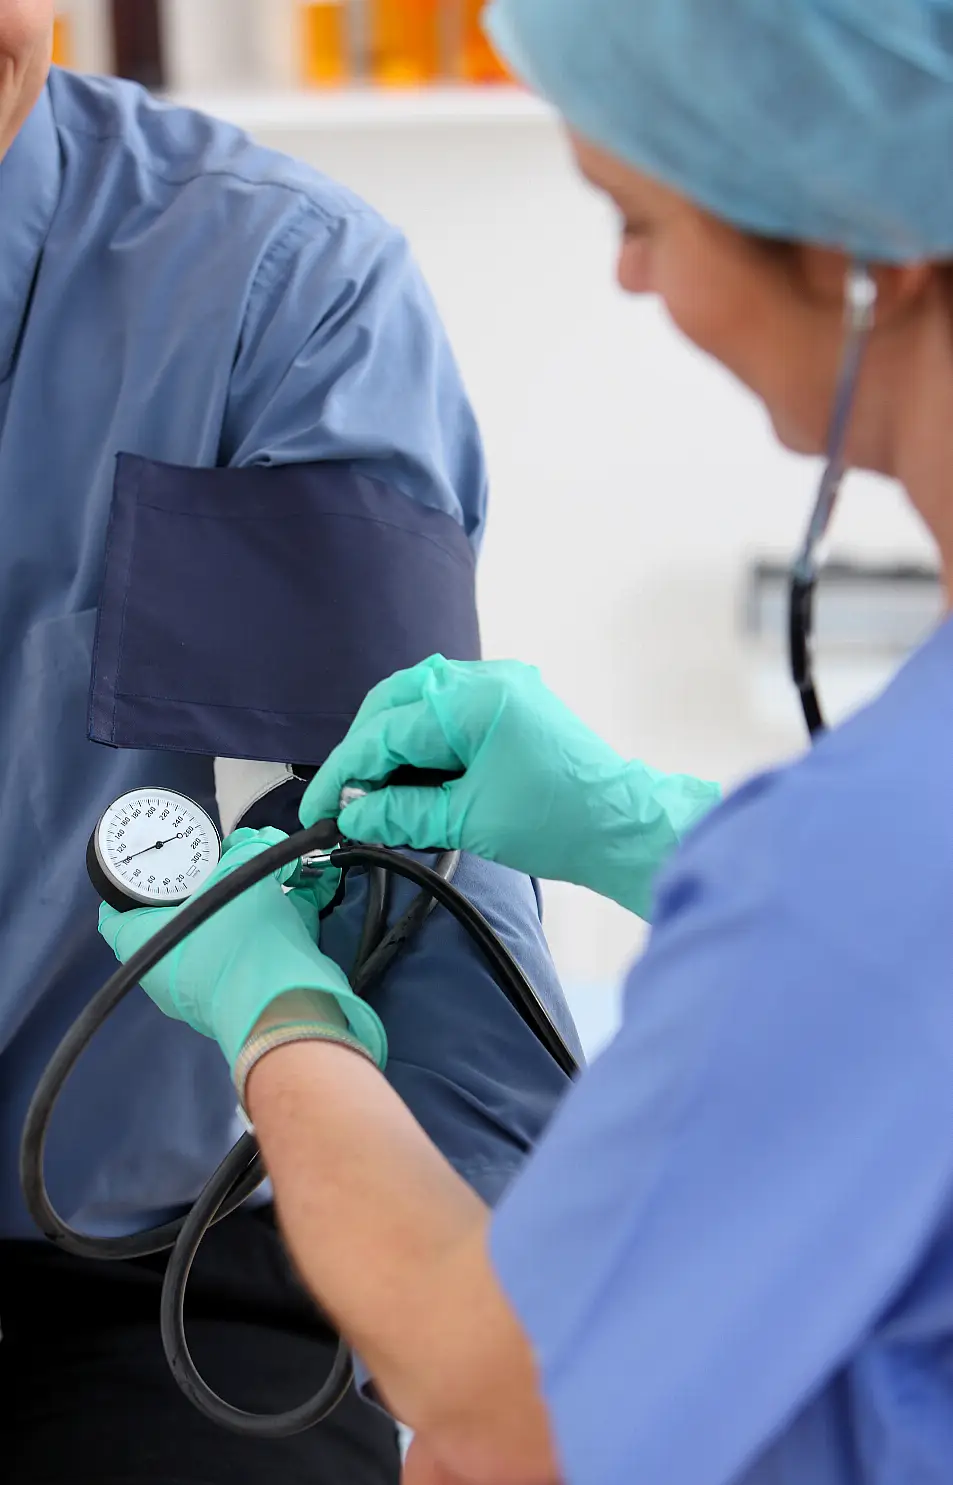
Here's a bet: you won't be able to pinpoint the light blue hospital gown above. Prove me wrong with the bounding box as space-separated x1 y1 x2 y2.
0 67 579 1244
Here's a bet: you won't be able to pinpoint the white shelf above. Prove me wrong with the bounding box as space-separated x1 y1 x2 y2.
169 86 553 131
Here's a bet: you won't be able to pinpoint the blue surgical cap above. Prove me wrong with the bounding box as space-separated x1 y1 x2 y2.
487 0 953 263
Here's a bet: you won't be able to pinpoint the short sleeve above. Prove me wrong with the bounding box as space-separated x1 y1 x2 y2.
221 200 487 544
88 200 488 764
490 767 953 1485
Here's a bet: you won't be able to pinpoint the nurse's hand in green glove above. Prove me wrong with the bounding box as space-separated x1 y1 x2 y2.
300 656 720 922
98 827 387 1079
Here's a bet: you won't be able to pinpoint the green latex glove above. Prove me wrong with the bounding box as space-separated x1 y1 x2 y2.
98 827 387 1071
300 656 721 922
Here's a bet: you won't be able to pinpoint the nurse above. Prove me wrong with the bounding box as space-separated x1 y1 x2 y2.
101 0 953 1481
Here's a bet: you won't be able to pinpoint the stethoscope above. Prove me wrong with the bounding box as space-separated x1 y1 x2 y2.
18 262 876 1440
789 261 878 737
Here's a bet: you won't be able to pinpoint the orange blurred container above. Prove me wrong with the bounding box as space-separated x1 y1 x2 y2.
301 2 349 87
462 0 509 82
370 0 441 88
52 12 73 69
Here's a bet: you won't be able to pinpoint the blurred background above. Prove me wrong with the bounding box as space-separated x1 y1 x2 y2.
55 2 941 1054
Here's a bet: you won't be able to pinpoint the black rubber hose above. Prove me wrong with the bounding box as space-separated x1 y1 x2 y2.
355 865 388 965
160 1134 354 1438
350 850 460 996
789 572 825 738
21 825 579 1435
337 846 580 1078
158 853 461 1437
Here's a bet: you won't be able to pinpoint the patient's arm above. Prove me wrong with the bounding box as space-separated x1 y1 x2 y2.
317 849 582 1208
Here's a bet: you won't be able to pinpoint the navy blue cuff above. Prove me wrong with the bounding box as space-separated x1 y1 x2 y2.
89 455 481 765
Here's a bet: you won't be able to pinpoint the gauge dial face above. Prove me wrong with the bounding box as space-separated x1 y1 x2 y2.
94 790 221 907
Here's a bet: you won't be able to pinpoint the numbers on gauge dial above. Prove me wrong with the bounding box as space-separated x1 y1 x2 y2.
97 792 220 904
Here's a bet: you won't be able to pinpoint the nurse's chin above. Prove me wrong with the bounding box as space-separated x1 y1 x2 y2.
768 408 825 458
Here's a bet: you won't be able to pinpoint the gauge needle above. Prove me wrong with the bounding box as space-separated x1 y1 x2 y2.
121 833 184 865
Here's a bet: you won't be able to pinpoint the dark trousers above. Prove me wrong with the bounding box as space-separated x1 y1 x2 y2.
0 1208 400 1484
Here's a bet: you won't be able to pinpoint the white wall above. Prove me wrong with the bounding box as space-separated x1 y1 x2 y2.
178 99 934 1046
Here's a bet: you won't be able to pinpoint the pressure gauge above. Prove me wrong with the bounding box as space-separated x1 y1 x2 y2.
87 789 221 912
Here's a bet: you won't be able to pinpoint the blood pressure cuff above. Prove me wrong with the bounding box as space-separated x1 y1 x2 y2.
88 454 481 765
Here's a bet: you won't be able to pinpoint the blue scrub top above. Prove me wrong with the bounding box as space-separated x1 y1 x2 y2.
493 616 953 1485
0 70 579 1241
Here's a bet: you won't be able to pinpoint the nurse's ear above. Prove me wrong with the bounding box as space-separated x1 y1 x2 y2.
792 245 935 324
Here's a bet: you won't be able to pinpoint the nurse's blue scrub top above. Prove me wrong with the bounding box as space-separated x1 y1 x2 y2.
493 616 953 1484
0 71 579 1240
